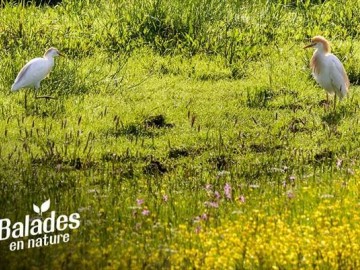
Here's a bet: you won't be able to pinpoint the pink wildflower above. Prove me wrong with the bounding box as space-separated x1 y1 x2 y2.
136 198 144 206
239 195 245 203
286 191 295 199
214 191 221 200
224 183 232 199
205 201 219 208
142 209 150 216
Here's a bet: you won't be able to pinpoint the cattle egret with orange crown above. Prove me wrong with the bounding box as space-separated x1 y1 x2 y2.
304 36 349 109
12 47 63 99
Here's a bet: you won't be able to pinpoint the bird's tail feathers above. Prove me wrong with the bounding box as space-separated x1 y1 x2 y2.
338 85 348 100
11 83 20 92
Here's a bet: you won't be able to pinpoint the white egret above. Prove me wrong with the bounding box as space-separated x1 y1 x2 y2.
304 36 349 109
11 47 63 99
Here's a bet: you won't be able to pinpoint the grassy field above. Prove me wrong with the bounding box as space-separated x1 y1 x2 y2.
1 0 360 269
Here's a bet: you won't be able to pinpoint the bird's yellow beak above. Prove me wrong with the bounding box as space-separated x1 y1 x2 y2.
58 51 65 57
303 43 315 49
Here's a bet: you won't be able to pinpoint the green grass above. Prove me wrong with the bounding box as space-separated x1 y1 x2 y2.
1 0 360 269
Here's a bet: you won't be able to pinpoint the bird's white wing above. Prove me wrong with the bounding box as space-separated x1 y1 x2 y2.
328 54 349 99
12 58 52 91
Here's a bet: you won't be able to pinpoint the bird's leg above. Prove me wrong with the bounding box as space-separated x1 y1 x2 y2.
34 84 56 100
34 86 39 99
326 93 329 104
34 88 56 100
24 90 28 111
333 95 337 111
323 93 330 111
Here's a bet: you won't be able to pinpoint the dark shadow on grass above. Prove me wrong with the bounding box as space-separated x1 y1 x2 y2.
246 87 275 108
31 156 95 170
168 147 190 158
107 114 174 139
143 160 167 175
313 149 334 163
278 103 303 112
144 114 174 128
321 111 343 126
208 154 235 170
23 97 66 118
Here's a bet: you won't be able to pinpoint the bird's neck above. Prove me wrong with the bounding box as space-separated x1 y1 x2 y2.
311 51 327 75
315 45 331 55
44 56 55 65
